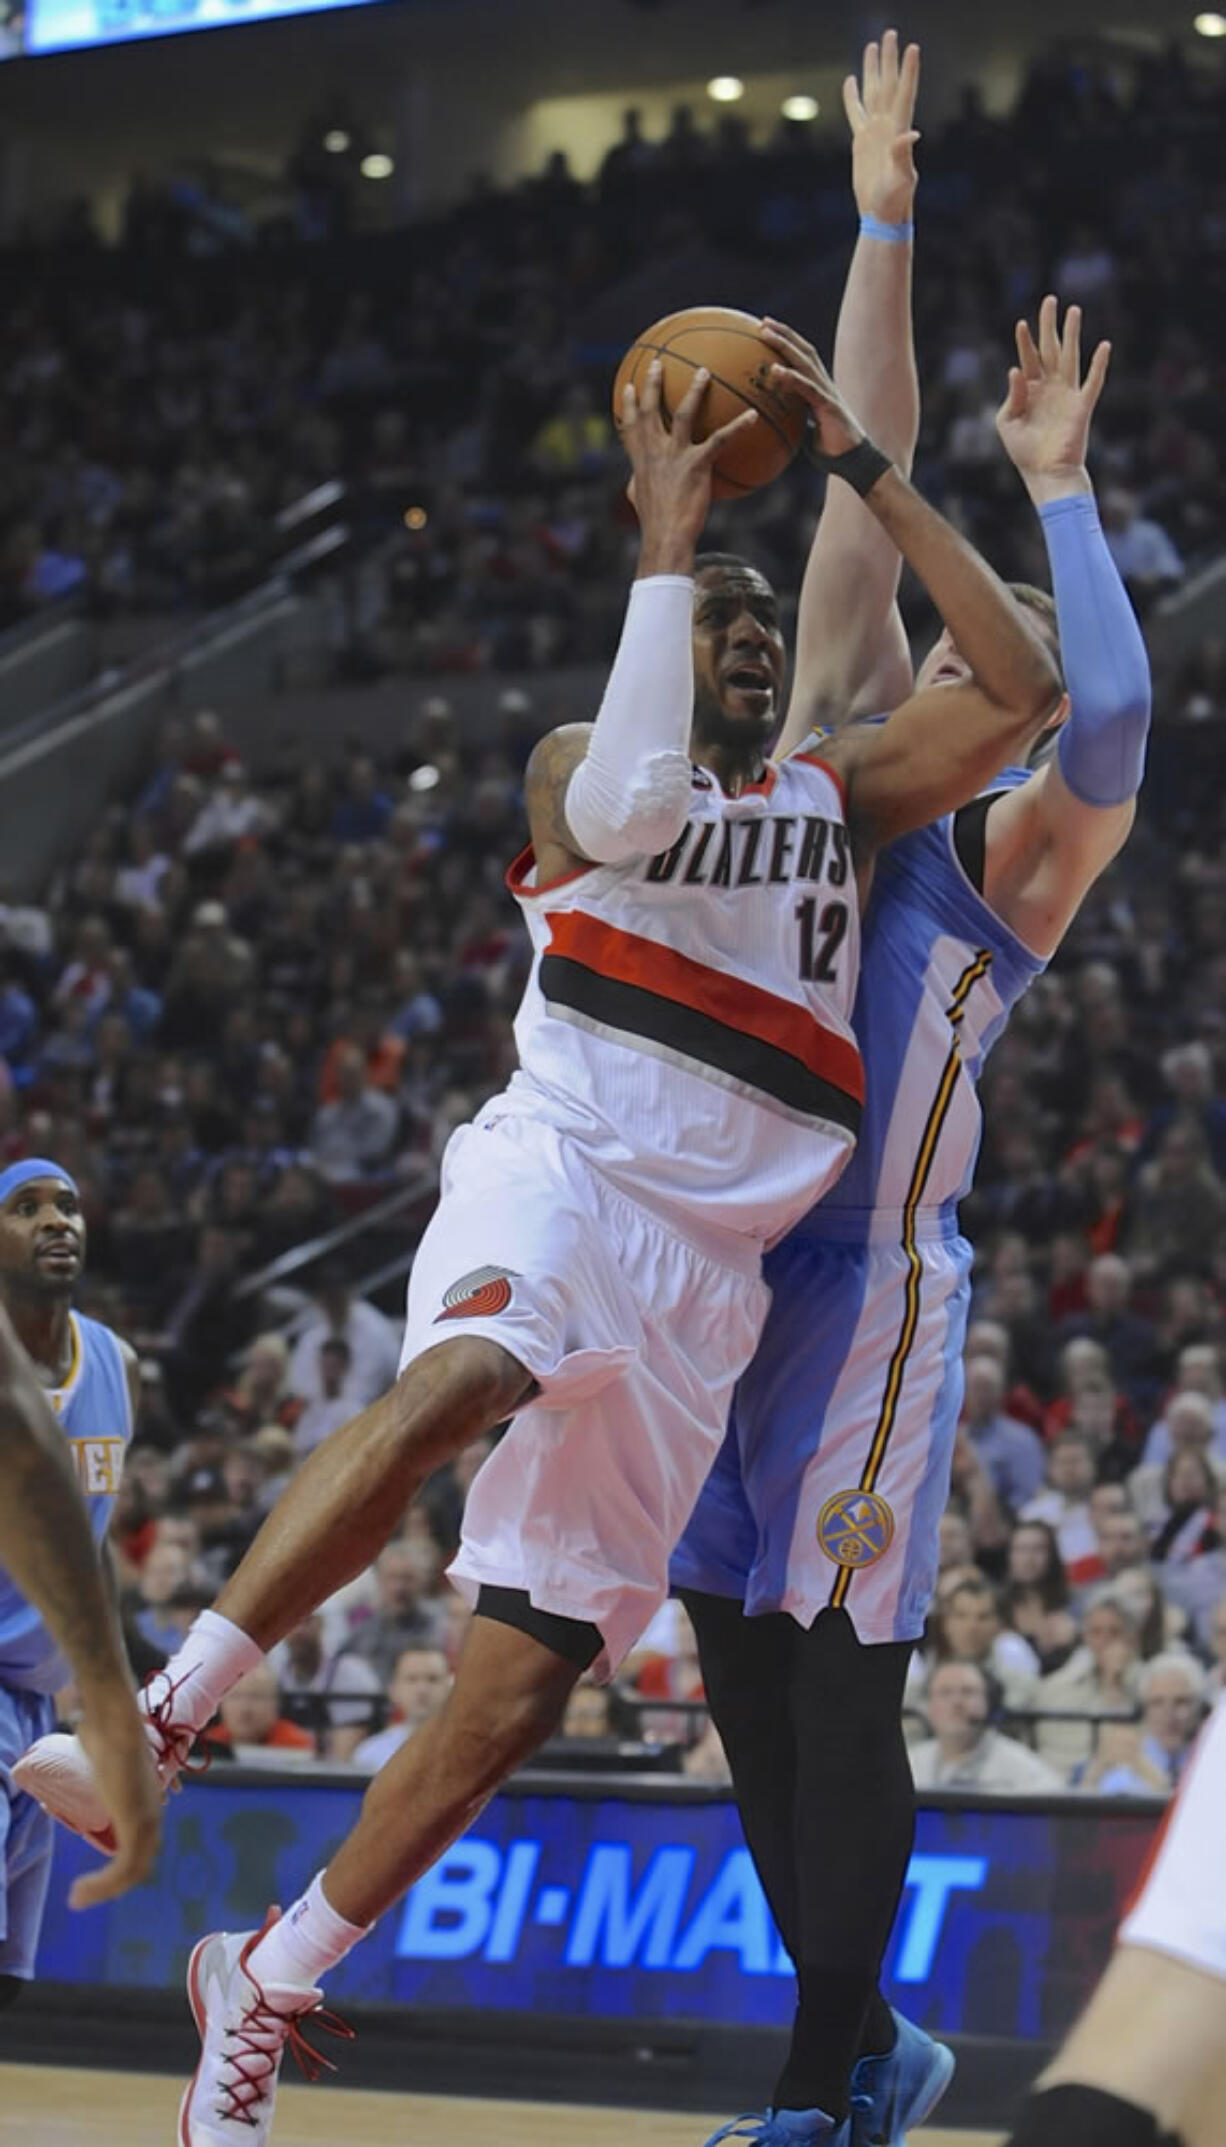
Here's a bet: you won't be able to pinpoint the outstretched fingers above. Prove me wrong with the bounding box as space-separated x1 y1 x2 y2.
1015 317 1042 382
895 38 921 123
1037 292 1062 376
1000 366 1030 422
769 360 824 412
1060 301 1083 386
699 407 759 463
862 38 881 108
670 364 711 447
759 318 819 371
637 356 663 421
1082 339 1113 409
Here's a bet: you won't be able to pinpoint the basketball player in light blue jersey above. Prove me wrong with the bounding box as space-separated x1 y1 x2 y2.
671 41 1152 2147
0 1157 143 1994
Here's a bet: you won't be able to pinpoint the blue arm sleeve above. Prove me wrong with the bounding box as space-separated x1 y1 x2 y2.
1040 493 1152 806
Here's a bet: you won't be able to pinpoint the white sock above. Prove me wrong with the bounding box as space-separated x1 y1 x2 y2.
247 1873 369 1991
147 1610 265 1734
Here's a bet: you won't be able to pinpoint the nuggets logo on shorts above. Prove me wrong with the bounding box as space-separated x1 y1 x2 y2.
435 1266 520 1323
817 1489 895 1570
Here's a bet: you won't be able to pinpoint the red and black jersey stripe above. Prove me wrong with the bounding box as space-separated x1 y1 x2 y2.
540 910 863 1134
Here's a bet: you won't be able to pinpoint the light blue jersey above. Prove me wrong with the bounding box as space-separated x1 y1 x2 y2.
802 768 1043 1242
673 773 1047 1641
0 1312 133 1696
0 1308 131 1978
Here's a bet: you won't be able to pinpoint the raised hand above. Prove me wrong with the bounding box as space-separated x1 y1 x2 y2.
759 318 867 462
620 359 757 571
843 28 921 226
996 293 1111 505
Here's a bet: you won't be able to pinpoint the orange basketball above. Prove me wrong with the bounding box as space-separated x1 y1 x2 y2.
612 304 809 499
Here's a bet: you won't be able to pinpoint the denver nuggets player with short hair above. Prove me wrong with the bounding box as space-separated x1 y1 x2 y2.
672 39 1152 2147
0 1157 143 1992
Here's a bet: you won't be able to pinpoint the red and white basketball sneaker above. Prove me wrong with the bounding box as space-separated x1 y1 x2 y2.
179 1910 351 2145
13 1670 199 1851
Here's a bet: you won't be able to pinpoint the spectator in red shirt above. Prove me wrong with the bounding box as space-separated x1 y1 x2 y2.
1043 1337 1110 1439
1081 1144 1130 1256
317 996 406 1102
964 1317 1044 1433
1047 1229 1090 1325
1063 1073 1145 1171
1021 1431 1108 1590
203 1661 315 1760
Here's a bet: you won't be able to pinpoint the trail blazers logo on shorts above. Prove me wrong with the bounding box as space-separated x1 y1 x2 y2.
435 1266 520 1322
817 1489 895 1570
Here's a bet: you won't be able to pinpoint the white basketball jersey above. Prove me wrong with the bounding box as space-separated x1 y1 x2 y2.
502 752 863 1246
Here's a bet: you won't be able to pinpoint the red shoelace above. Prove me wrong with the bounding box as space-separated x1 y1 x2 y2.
216 1989 354 2126
141 1669 213 1782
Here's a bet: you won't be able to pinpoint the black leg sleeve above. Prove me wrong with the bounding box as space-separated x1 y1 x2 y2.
684 1594 914 2121
681 1589 800 1959
774 1609 915 2119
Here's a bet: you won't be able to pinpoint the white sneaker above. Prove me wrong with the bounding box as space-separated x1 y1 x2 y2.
13 1670 199 1851
179 1910 350 2144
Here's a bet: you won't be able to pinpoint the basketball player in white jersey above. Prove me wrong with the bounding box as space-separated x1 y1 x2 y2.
673 41 1151 2147
20 298 1060 2137
0 1160 160 1978
1001 1692 1226 2147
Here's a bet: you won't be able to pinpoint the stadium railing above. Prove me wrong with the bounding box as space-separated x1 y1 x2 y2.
0 478 355 897
0 594 95 740
216 1163 441 1351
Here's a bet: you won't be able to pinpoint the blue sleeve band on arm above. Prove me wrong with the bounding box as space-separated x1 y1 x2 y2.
859 214 914 244
1040 493 1152 807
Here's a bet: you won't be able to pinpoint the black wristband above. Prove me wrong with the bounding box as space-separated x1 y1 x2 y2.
807 428 892 499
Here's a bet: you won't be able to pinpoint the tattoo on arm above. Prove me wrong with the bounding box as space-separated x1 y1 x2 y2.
523 723 593 862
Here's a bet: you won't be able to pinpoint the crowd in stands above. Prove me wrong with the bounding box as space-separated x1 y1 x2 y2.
4 35 1224 649
2 32 1226 1795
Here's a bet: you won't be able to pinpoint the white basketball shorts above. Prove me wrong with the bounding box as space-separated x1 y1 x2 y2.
1119 1693 1226 1981
400 1110 771 1677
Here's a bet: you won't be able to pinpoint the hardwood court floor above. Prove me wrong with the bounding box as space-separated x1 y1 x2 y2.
0 2065 1003 2144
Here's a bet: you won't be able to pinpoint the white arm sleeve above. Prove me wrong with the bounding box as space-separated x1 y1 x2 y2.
563 574 696 864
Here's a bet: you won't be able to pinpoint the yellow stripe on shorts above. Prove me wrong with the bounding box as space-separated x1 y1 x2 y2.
828 949 993 1612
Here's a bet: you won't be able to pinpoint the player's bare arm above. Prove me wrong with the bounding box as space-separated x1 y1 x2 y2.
775 27 921 756
981 297 1149 955
1006 1693 1226 2147
524 359 758 883
0 1303 127 1704
769 334 1061 847
0 1303 159 1905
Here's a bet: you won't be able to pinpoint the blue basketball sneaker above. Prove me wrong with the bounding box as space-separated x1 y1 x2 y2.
847 2010 955 2145
701 2111 850 2147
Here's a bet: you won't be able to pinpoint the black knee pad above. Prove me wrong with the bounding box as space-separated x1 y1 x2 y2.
1008 2087 1183 2147
0 1974 24 2012
475 1584 603 1670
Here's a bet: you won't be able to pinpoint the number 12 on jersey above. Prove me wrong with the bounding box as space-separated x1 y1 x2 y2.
795 896 848 983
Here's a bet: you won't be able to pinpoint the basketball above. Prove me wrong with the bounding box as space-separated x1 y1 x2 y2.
612 305 809 499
